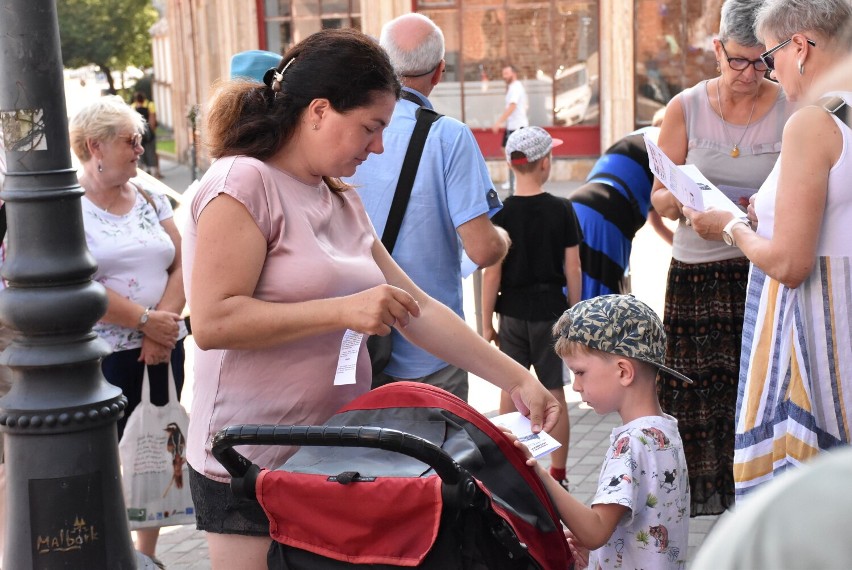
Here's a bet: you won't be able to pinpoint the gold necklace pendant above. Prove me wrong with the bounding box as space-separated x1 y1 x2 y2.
716 79 759 161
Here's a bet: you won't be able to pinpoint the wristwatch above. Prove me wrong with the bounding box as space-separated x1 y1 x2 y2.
722 218 750 247
138 307 151 329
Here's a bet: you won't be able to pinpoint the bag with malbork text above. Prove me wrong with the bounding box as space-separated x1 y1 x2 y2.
119 364 195 529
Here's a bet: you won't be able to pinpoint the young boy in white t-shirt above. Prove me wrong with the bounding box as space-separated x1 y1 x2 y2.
510 294 691 569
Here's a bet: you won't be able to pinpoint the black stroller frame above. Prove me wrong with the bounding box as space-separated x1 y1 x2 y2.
212 382 573 570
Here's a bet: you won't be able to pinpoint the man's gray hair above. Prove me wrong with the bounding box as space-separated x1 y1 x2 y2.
755 0 852 47
719 0 765 47
380 13 445 76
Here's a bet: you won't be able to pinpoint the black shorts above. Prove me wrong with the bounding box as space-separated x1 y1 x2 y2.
498 315 565 389
501 129 516 148
189 464 270 536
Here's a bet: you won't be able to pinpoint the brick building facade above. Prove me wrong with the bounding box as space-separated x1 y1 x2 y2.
159 0 722 181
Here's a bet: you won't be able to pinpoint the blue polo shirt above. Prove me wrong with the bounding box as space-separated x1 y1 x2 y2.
345 87 501 378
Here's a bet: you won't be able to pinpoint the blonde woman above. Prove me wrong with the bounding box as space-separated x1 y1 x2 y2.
70 95 186 562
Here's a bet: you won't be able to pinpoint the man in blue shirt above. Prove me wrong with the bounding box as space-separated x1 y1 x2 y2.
345 13 507 401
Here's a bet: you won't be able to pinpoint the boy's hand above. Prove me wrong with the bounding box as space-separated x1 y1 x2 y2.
565 529 590 569
499 426 537 464
482 322 499 346
509 435 545 471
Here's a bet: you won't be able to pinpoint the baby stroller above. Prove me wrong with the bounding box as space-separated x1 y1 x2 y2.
213 382 574 569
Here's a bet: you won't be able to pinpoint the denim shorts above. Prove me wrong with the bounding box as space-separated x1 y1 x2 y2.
189 464 270 536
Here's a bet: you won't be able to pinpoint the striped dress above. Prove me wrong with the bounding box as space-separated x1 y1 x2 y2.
735 92 852 499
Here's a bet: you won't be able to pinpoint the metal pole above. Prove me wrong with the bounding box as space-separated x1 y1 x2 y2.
0 1 135 567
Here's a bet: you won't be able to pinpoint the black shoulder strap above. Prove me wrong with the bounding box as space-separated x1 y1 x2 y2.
0 203 5 242
820 96 851 129
381 103 442 253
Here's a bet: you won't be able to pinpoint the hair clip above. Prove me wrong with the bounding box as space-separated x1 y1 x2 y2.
263 57 295 94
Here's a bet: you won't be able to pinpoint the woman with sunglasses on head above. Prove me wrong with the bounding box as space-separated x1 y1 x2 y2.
182 30 560 569
649 0 795 518
69 95 187 563
684 0 852 501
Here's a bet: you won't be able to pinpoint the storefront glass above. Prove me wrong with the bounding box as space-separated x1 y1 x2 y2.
634 0 720 125
264 0 361 53
420 0 599 128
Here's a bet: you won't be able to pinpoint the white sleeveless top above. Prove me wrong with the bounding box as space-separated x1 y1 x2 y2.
754 91 852 254
672 81 794 264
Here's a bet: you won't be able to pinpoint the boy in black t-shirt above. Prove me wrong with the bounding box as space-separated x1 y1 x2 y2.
481 126 583 488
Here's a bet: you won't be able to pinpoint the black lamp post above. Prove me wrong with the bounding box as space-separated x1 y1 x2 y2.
0 0 136 567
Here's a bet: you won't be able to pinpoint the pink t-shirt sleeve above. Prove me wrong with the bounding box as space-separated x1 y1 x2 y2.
191 156 275 240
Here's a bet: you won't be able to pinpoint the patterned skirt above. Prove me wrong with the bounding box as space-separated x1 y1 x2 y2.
657 257 749 516
734 260 852 500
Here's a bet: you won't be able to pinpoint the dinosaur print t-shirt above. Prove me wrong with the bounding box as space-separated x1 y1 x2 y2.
589 414 690 570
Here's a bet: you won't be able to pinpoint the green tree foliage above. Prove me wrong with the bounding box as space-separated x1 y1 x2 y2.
57 0 158 94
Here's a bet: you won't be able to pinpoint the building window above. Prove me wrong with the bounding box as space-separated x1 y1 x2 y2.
417 0 599 130
634 0 719 126
264 0 361 54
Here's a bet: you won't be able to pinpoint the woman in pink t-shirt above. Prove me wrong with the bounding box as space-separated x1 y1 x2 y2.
183 29 562 569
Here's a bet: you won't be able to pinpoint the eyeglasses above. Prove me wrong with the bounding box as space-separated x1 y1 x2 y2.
719 42 768 72
760 37 817 71
123 133 143 148
401 61 442 78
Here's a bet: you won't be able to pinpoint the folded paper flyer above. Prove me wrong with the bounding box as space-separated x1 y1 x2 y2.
491 411 562 458
643 134 748 218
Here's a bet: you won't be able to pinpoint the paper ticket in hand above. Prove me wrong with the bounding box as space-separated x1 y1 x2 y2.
492 411 562 458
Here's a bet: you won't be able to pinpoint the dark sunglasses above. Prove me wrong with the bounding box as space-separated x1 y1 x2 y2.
720 42 768 72
760 37 817 71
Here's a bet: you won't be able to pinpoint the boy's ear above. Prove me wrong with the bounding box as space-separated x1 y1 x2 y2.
615 357 636 387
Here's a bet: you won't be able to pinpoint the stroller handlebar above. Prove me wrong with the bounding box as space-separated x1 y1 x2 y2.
212 424 479 501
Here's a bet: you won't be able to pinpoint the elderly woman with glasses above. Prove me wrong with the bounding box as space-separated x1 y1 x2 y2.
684 0 852 501
649 0 795 517
69 94 186 561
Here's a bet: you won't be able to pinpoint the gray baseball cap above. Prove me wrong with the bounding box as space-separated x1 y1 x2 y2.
557 294 693 384
505 126 563 164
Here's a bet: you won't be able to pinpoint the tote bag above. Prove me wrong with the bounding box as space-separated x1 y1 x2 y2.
119 364 195 529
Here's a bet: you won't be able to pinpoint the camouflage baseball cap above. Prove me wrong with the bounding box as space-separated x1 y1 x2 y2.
558 294 693 384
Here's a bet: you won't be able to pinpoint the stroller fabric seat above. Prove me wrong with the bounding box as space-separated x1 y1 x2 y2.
213 382 574 570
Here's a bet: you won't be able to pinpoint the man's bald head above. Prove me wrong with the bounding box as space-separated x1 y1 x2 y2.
380 13 445 78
